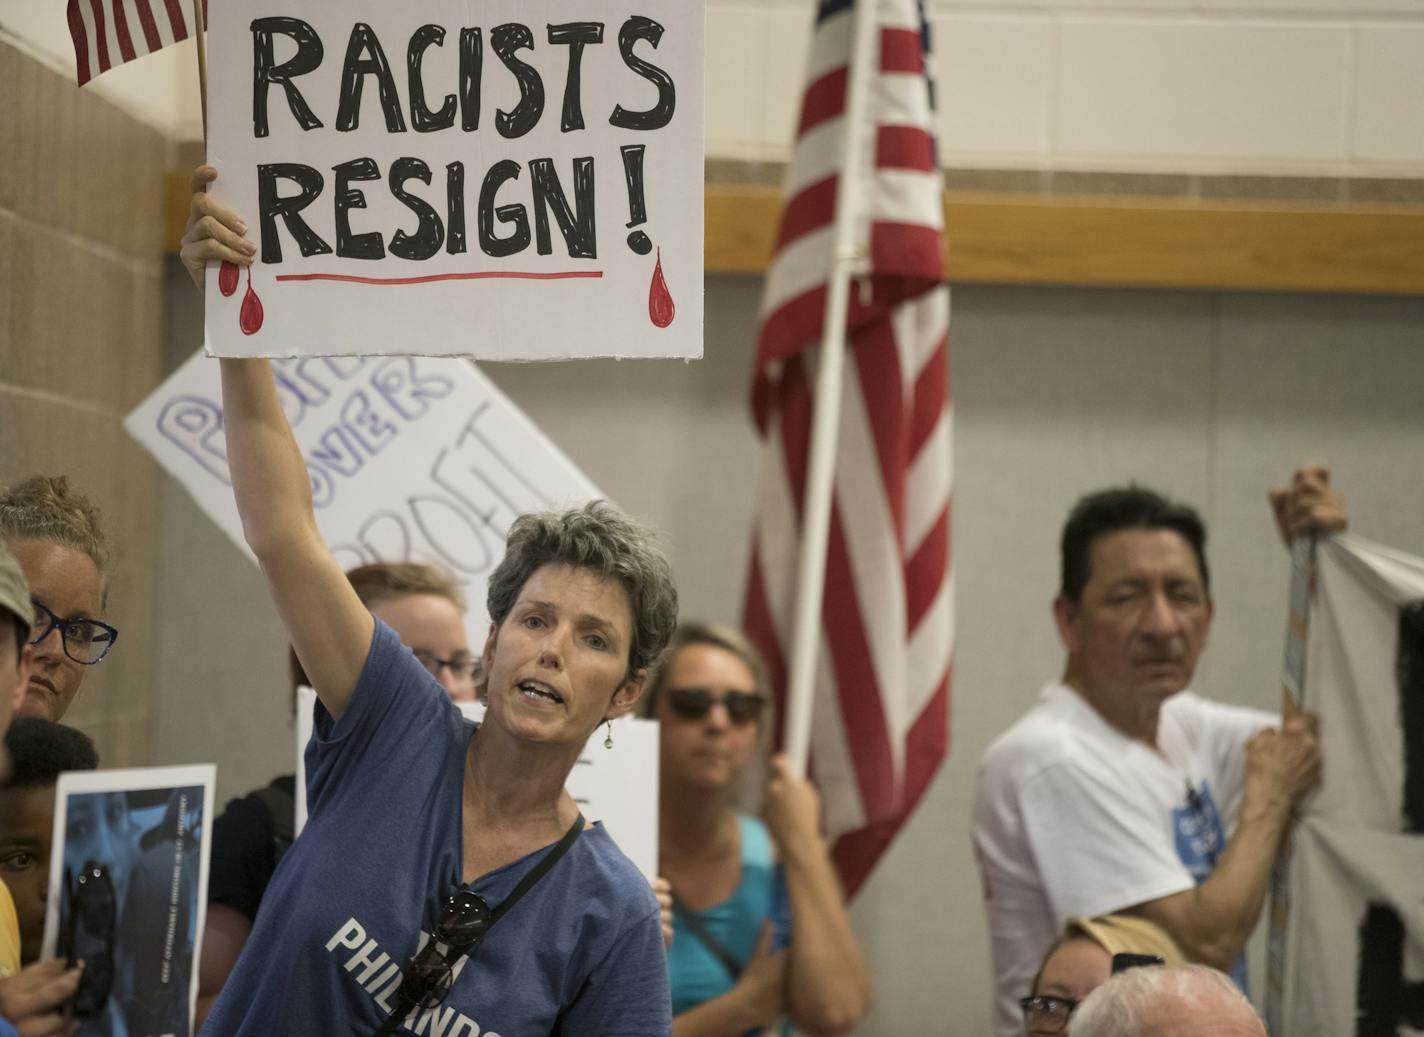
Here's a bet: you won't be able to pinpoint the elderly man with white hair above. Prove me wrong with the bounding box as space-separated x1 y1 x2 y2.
1070 963 1266 1036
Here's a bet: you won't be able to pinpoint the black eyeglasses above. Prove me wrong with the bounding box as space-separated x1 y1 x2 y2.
666 687 766 726
29 599 118 665
393 889 492 1013
1019 994 1078 1033
60 860 115 1018
412 650 480 685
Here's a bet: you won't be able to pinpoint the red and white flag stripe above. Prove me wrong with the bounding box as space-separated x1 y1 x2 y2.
67 0 206 86
743 0 952 898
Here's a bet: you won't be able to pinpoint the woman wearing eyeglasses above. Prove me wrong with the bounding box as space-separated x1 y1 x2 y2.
0 476 117 723
646 624 872 1037
1021 914 1181 1036
183 167 678 1037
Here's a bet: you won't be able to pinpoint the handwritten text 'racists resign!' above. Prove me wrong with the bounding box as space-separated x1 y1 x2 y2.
157 357 553 577
251 16 677 264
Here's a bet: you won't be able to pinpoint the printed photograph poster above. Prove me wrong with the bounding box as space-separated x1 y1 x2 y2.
124 349 602 651
41 765 216 1037
294 689 658 878
204 0 704 360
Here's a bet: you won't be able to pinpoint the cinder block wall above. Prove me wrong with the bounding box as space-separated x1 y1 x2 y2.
0 37 167 766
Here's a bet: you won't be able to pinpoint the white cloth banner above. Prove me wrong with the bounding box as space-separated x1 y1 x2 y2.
204 0 703 360
1283 533 1424 1036
124 350 600 647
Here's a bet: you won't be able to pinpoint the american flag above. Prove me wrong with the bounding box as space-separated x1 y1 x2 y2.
67 0 207 86
742 0 952 898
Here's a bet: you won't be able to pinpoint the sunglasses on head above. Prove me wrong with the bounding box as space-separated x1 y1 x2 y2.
665 687 766 725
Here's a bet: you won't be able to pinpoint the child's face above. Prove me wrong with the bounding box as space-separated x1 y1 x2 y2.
0 784 56 964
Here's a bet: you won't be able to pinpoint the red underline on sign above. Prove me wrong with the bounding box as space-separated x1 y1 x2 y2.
274 270 604 285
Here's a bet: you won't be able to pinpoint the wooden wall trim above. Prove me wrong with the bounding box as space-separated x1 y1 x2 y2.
166 173 1424 295
707 183 1424 295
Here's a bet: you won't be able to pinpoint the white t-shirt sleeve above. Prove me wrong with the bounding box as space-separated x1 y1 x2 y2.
1194 698 1278 829
1020 758 1197 920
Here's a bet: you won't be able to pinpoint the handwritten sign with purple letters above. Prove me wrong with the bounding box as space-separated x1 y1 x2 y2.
125 349 601 647
205 0 703 360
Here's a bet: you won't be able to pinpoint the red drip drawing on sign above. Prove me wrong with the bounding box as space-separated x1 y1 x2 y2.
218 260 239 297
648 248 675 328
240 267 264 335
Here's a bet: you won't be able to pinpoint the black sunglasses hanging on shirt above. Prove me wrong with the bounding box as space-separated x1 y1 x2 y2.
371 813 586 1037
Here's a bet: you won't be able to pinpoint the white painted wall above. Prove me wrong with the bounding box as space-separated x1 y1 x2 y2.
714 0 1424 176
4 0 1422 174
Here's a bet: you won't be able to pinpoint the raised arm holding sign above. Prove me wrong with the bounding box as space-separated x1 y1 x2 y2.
185 177 681 1036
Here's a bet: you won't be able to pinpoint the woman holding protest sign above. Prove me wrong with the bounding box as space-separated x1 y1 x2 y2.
183 167 677 1037
196 560 483 1027
646 624 871 1036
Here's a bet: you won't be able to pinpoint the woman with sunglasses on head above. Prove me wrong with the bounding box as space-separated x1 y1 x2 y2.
647 624 872 1037
182 167 678 1037
1021 914 1181 1037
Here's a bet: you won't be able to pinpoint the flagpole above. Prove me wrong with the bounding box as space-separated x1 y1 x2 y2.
191 0 208 140
1264 534 1316 1035
782 0 881 779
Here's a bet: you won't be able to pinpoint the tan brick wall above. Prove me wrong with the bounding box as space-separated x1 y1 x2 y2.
0 37 167 767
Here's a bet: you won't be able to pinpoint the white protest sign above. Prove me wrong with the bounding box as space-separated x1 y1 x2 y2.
295 688 659 878
124 349 600 648
205 0 703 360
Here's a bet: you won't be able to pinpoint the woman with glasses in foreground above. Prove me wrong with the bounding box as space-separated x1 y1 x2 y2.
184 168 678 1036
0 476 117 723
1021 914 1182 1036
646 624 871 1036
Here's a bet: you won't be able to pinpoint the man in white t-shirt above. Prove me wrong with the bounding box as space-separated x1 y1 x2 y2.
973 466 1342 1037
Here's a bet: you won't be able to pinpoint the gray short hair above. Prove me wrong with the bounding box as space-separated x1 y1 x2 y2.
1071 964 1263 1037
486 501 678 680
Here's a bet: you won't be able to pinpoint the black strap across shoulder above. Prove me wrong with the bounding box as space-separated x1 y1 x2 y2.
371 813 587 1037
485 812 585 931
670 888 744 980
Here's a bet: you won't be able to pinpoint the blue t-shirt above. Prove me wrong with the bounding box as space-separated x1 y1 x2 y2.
667 814 790 1019
204 620 671 1036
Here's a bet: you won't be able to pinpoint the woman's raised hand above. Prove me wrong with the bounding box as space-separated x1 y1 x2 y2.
179 165 256 291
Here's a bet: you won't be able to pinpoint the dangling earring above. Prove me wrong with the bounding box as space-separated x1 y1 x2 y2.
603 719 614 750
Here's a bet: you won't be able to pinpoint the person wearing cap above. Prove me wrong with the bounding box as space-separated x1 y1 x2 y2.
0 540 84 1033
973 466 1339 1036
1020 914 1182 1036
0 476 118 722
